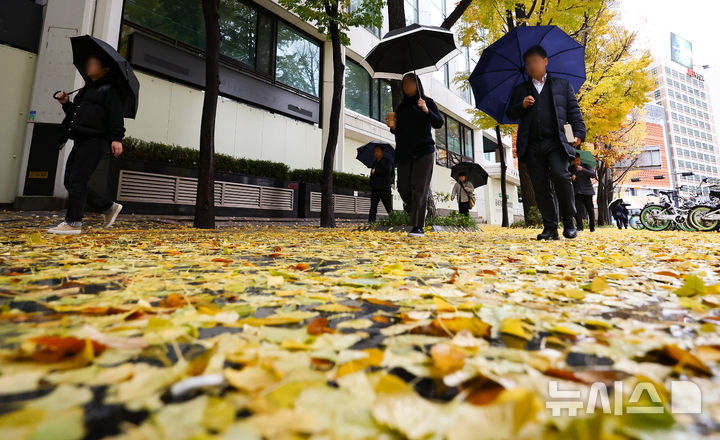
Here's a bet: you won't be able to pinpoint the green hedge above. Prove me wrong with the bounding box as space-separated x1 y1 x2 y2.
381 210 476 228
288 169 371 191
122 137 370 190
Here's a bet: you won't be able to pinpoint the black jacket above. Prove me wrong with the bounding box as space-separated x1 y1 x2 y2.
569 163 596 195
506 76 585 161
61 76 126 143
370 157 394 190
391 95 444 164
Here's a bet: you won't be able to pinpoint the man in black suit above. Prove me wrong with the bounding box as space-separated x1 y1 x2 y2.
506 45 586 240
569 153 596 232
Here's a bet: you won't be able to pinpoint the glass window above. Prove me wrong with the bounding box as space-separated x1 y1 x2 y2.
218 1 258 66
345 59 393 122
275 22 321 96
446 117 462 154
463 126 474 159
345 60 371 116
123 0 205 48
405 0 419 24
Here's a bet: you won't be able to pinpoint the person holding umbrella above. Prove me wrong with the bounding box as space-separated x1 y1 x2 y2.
384 74 443 237
569 153 596 232
450 173 475 216
367 144 395 223
363 24 459 237
48 36 138 235
506 45 586 240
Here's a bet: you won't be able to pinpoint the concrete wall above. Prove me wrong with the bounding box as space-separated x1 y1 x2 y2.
0 45 37 203
125 72 323 170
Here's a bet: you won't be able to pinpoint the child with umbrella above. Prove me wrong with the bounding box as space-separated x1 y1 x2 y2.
48 36 138 235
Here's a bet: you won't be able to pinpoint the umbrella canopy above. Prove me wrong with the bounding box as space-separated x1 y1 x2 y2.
575 149 597 168
356 141 395 168
70 35 140 119
451 162 488 188
469 25 585 124
609 198 625 209
361 24 461 82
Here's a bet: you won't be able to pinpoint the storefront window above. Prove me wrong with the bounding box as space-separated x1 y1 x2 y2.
405 0 419 24
275 22 321 96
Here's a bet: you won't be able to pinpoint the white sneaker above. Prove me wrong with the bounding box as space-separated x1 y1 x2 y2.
103 203 123 228
48 222 81 235
408 227 425 237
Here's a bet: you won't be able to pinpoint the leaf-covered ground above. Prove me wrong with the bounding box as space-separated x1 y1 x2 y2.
1 216 720 439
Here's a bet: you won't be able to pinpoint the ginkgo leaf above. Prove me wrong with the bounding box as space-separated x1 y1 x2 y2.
675 275 706 297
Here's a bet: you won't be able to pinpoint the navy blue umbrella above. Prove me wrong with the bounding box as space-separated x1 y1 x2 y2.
469 25 585 124
356 141 395 168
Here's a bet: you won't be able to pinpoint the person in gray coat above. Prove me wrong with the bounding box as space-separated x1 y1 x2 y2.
569 153 596 232
450 173 474 216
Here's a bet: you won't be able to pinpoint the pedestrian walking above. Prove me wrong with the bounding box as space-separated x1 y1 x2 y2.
506 45 586 240
569 153 596 232
48 54 125 235
385 73 443 237
450 173 475 216
368 144 394 223
611 201 630 229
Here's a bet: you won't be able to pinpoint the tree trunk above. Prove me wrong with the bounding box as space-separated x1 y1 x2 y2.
194 0 220 229
320 2 343 228
496 125 509 227
596 164 611 225
387 0 406 110
440 0 473 29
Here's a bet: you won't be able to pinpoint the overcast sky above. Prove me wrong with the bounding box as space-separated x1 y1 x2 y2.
617 0 720 131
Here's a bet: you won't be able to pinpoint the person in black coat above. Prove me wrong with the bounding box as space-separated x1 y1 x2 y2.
368 145 394 223
385 73 443 237
569 153 597 232
506 45 586 241
48 54 125 235
610 201 629 229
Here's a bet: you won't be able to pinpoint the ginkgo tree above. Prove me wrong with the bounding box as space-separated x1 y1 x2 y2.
278 0 384 227
457 1 653 224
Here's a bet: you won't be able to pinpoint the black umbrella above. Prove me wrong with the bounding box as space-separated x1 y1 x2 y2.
451 162 488 188
67 35 140 118
356 141 395 168
362 23 461 98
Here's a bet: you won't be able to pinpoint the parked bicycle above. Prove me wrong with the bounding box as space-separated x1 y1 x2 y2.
639 178 719 232
687 180 720 231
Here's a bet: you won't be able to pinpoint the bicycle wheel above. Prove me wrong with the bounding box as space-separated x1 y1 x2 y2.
640 205 671 231
688 205 720 232
629 215 644 230
677 216 696 232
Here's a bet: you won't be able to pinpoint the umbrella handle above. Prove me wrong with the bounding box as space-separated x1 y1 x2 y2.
53 88 81 100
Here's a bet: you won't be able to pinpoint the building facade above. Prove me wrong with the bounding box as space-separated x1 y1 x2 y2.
1 0 521 224
648 34 718 194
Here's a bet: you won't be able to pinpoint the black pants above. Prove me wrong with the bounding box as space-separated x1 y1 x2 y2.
458 201 470 215
614 214 628 229
64 138 113 223
525 140 576 231
574 193 595 230
397 152 434 228
369 188 393 222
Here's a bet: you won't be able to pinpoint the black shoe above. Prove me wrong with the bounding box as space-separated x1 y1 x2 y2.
408 227 424 237
577 227 584 232
537 229 559 240
563 227 578 239
589 227 595 232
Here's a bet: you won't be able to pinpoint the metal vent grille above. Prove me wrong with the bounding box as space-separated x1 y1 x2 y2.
309 192 387 215
117 170 293 211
